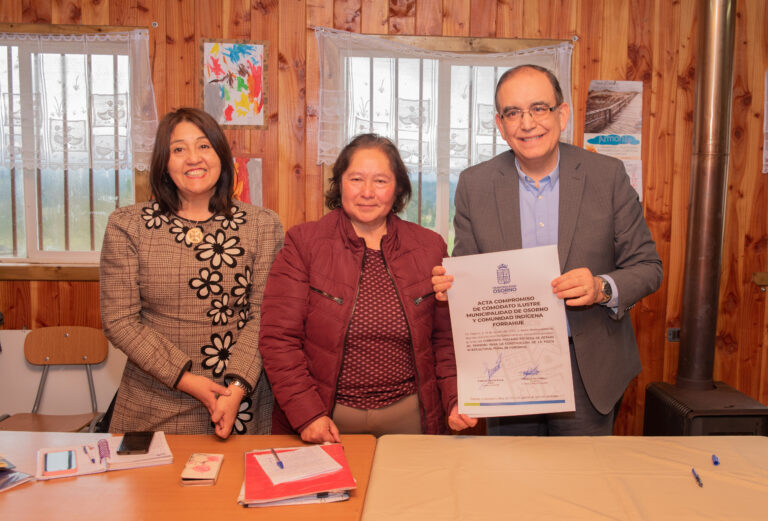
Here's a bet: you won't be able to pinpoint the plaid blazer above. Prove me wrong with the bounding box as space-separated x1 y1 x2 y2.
100 201 283 434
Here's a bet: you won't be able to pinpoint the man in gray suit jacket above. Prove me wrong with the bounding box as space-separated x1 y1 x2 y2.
433 64 662 435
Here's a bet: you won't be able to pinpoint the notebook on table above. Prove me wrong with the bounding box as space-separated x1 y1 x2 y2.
0 455 34 492
35 431 173 480
237 443 356 507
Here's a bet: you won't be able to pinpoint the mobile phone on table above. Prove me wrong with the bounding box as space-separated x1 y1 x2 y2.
117 431 154 455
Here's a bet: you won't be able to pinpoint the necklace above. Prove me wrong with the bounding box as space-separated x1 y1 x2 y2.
186 221 204 244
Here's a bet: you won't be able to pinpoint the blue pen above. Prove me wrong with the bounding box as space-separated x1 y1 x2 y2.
83 445 96 464
712 454 720 466
691 467 703 487
270 448 284 469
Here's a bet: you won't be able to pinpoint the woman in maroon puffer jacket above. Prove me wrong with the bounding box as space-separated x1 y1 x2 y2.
259 134 477 442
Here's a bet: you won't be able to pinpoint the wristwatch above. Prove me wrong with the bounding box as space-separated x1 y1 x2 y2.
598 276 612 304
225 376 252 395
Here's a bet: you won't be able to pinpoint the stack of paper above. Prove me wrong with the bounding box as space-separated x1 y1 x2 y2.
238 444 356 507
0 455 34 492
104 432 173 471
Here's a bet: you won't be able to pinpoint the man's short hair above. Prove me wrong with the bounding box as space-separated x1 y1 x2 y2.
494 64 565 113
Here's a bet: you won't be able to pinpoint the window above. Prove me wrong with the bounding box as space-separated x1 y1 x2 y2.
317 29 573 252
0 28 157 264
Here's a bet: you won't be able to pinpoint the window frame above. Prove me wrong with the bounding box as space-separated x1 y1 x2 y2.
0 23 150 280
320 34 571 247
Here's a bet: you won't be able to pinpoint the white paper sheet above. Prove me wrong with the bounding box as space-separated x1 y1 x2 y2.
444 245 574 417
254 445 342 486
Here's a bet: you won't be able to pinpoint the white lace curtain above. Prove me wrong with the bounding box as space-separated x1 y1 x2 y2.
316 27 573 166
0 29 158 171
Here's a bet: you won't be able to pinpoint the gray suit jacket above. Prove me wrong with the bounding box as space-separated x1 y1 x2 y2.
453 142 662 414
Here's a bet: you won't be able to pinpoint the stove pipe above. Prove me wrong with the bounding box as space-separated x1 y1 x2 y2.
677 0 736 390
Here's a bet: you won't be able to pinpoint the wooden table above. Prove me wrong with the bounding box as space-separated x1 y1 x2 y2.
362 434 768 521
0 431 376 520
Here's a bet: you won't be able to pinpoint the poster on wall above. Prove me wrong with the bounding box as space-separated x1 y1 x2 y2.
201 39 267 129
233 156 262 206
583 80 643 200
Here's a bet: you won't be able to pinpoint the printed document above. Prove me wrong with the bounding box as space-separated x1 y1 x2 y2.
255 445 341 485
443 245 575 417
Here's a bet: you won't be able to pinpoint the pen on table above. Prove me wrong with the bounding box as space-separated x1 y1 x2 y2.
691 467 703 487
83 445 95 464
712 454 720 466
270 448 284 469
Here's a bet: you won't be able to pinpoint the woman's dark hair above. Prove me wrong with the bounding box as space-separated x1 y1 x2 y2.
149 107 235 218
325 133 412 214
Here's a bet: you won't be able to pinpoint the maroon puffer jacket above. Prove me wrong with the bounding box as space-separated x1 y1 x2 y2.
259 209 457 435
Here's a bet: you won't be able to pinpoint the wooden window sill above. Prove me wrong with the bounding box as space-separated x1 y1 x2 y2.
0 264 99 281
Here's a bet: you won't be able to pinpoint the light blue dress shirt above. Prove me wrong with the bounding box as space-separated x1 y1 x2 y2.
515 155 618 311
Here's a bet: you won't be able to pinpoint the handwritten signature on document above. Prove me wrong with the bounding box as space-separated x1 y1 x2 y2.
483 353 503 382
521 366 540 379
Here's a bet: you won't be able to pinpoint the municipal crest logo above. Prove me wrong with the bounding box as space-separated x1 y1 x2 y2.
496 264 510 284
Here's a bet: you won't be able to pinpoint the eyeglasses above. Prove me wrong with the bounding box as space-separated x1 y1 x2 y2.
499 103 560 123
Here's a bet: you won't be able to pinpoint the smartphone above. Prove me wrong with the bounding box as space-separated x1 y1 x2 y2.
43 449 78 476
117 431 155 455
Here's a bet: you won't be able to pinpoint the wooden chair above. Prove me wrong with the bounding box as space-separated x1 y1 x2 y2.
0 326 108 432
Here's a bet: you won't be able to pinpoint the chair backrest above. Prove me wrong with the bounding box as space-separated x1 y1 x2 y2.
23 326 109 415
24 326 108 366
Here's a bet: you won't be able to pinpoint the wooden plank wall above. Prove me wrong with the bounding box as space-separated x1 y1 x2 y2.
0 0 766 435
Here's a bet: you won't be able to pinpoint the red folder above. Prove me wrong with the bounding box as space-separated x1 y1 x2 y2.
243 444 356 504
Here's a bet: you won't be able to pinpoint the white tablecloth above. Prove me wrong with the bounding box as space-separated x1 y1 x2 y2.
362 434 768 521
